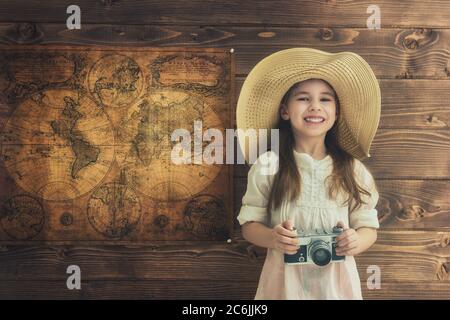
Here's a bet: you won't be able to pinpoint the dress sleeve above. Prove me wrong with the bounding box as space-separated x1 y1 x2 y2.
349 160 380 230
236 152 275 226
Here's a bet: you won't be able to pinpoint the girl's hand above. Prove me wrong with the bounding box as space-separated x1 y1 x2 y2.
335 221 361 256
271 219 300 255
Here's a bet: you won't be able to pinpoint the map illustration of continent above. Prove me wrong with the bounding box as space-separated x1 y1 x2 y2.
0 45 234 241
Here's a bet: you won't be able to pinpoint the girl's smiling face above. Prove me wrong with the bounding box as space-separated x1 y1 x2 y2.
280 79 338 139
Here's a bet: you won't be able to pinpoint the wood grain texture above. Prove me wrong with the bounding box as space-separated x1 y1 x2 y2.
1 279 449 299
362 281 450 299
363 130 450 178
0 230 448 299
2 23 450 79
0 279 256 299
0 1 449 28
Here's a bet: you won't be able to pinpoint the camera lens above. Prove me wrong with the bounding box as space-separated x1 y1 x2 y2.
309 240 332 266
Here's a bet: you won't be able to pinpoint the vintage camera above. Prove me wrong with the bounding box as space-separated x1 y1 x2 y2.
284 226 345 266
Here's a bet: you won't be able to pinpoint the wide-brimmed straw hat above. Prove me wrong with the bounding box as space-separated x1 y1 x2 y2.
236 47 381 163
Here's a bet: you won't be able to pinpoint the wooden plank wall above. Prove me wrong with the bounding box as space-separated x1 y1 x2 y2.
0 0 449 299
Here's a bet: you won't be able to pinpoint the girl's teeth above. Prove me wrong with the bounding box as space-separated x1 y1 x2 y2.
305 118 324 123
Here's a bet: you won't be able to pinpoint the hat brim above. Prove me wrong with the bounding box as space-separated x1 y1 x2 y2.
236 47 381 164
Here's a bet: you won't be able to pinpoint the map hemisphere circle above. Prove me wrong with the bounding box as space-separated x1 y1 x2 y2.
0 195 45 240
116 89 224 201
87 182 142 239
88 54 144 108
0 89 115 201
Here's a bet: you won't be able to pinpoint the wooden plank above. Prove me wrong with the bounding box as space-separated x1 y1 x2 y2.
356 252 448 282
0 1 449 28
2 23 450 79
0 231 448 282
361 281 450 299
0 279 257 299
232 129 450 179
0 241 262 282
0 279 448 299
374 180 450 229
375 80 450 130
352 130 450 179
234 179 450 229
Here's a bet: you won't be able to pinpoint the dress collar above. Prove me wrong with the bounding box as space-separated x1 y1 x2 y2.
293 149 333 170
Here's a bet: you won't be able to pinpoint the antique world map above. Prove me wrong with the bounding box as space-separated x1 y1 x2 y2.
0 46 234 241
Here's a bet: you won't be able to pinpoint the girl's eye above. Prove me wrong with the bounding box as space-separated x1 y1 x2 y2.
297 98 332 102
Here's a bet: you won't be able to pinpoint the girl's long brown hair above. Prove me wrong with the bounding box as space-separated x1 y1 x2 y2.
266 79 376 222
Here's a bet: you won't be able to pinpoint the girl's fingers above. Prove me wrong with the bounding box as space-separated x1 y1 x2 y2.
275 226 297 238
278 242 299 251
336 221 346 229
277 234 300 246
336 247 357 256
336 228 355 242
272 226 300 254
336 241 358 254
336 240 358 251
337 234 357 247
277 243 299 254
338 230 357 242
340 239 358 250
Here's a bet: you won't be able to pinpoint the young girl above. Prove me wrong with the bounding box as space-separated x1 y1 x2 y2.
236 48 381 300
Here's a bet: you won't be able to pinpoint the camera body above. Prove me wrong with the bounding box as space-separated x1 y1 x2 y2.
284 226 345 266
